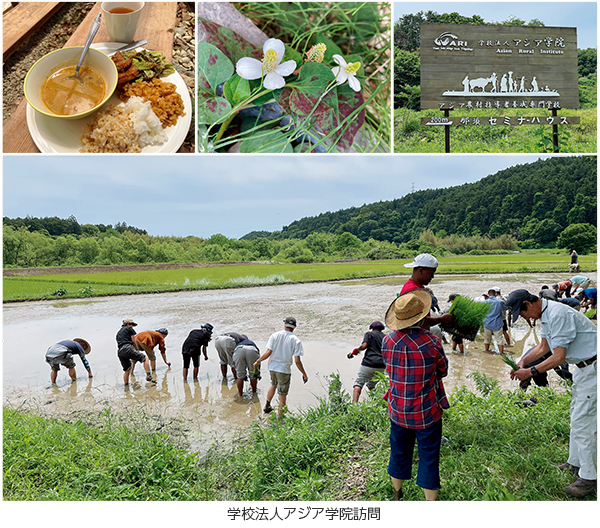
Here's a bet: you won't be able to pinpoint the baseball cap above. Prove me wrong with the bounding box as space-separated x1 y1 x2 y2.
202 323 214 332
369 321 385 330
283 317 297 328
404 253 439 269
505 289 532 324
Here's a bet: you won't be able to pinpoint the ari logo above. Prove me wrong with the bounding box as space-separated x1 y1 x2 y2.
434 32 467 47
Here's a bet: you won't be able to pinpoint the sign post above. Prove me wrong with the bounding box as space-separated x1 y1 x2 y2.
419 24 580 152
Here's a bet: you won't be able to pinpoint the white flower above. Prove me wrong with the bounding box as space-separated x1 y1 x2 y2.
331 54 361 92
236 38 297 90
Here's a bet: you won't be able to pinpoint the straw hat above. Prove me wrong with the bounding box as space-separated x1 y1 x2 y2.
385 289 432 330
73 338 91 354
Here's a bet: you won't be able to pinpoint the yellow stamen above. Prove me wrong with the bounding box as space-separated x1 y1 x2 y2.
345 62 361 75
262 48 279 74
305 43 326 63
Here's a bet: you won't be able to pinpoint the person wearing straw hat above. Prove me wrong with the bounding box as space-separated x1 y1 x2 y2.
382 289 449 501
506 289 597 498
45 338 93 383
116 318 153 385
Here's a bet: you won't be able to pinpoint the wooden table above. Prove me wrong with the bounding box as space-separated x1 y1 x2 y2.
3 1 178 153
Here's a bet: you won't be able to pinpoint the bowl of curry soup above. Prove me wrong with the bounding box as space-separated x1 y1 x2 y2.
24 47 118 120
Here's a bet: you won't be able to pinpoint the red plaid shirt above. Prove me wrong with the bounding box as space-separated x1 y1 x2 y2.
382 327 449 429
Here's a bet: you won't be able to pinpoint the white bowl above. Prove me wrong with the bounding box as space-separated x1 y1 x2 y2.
24 46 118 120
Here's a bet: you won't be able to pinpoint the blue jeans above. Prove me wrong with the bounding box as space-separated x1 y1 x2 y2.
388 418 443 490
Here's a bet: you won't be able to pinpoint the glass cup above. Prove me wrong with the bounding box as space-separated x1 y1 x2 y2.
101 2 145 43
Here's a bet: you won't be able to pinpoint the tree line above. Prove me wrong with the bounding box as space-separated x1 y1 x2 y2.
394 11 598 109
3 157 596 269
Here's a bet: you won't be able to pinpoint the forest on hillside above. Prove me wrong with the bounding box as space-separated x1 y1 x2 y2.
3 157 597 269
247 156 596 245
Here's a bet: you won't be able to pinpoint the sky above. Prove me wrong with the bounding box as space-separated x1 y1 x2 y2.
394 1 598 49
2 154 556 239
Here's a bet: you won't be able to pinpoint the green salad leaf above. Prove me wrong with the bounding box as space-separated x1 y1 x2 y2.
122 50 176 81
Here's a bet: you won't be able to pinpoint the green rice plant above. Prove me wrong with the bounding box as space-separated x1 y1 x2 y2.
500 354 520 371
449 296 491 328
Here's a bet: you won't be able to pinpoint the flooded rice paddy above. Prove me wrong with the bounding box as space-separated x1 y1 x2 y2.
4 271 591 452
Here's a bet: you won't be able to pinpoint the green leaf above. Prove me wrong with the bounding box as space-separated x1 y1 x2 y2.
198 18 262 65
197 97 232 125
315 84 365 151
279 62 336 117
197 42 234 94
223 74 251 106
240 129 293 153
283 44 302 69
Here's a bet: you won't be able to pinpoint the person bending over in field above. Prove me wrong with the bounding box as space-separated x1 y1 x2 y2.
507 290 597 498
116 318 153 385
45 338 93 383
181 323 213 381
348 321 387 402
133 328 171 371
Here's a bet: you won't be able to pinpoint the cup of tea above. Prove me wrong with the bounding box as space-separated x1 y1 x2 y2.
101 2 144 43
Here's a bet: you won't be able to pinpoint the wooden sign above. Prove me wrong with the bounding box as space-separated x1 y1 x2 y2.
421 116 580 126
420 24 579 110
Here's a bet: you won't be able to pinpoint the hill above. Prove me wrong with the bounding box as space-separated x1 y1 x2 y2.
244 156 597 247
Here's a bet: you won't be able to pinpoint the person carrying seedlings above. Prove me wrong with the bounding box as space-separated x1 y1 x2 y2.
444 294 464 354
181 323 214 381
45 338 92 383
214 331 247 379
399 254 453 330
254 317 308 417
506 289 597 498
483 289 506 354
517 346 572 392
382 289 449 501
116 318 153 385
348 321 387 402
233 338 261 397
133 328 170 372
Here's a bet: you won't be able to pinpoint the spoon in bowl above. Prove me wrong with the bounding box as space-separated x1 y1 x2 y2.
66 12 102 84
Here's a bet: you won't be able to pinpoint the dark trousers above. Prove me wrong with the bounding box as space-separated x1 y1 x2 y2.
388 418 443 490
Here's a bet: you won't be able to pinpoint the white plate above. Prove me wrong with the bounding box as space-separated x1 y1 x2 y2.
26 42 193 153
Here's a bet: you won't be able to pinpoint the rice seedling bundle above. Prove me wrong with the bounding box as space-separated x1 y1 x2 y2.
500 354 520 371
441 296 492 340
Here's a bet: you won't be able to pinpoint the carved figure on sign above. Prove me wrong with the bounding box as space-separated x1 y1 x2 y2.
468 72 497 92
442 70 559 96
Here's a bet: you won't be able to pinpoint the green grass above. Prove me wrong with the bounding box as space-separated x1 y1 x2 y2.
3 375 589 501
4 253 596 302
394 107 597 153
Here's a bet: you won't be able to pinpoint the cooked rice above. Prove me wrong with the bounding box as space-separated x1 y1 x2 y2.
120 78 185 128
79 96 167 153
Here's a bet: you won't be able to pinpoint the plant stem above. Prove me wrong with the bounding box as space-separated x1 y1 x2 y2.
213 88 274 143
